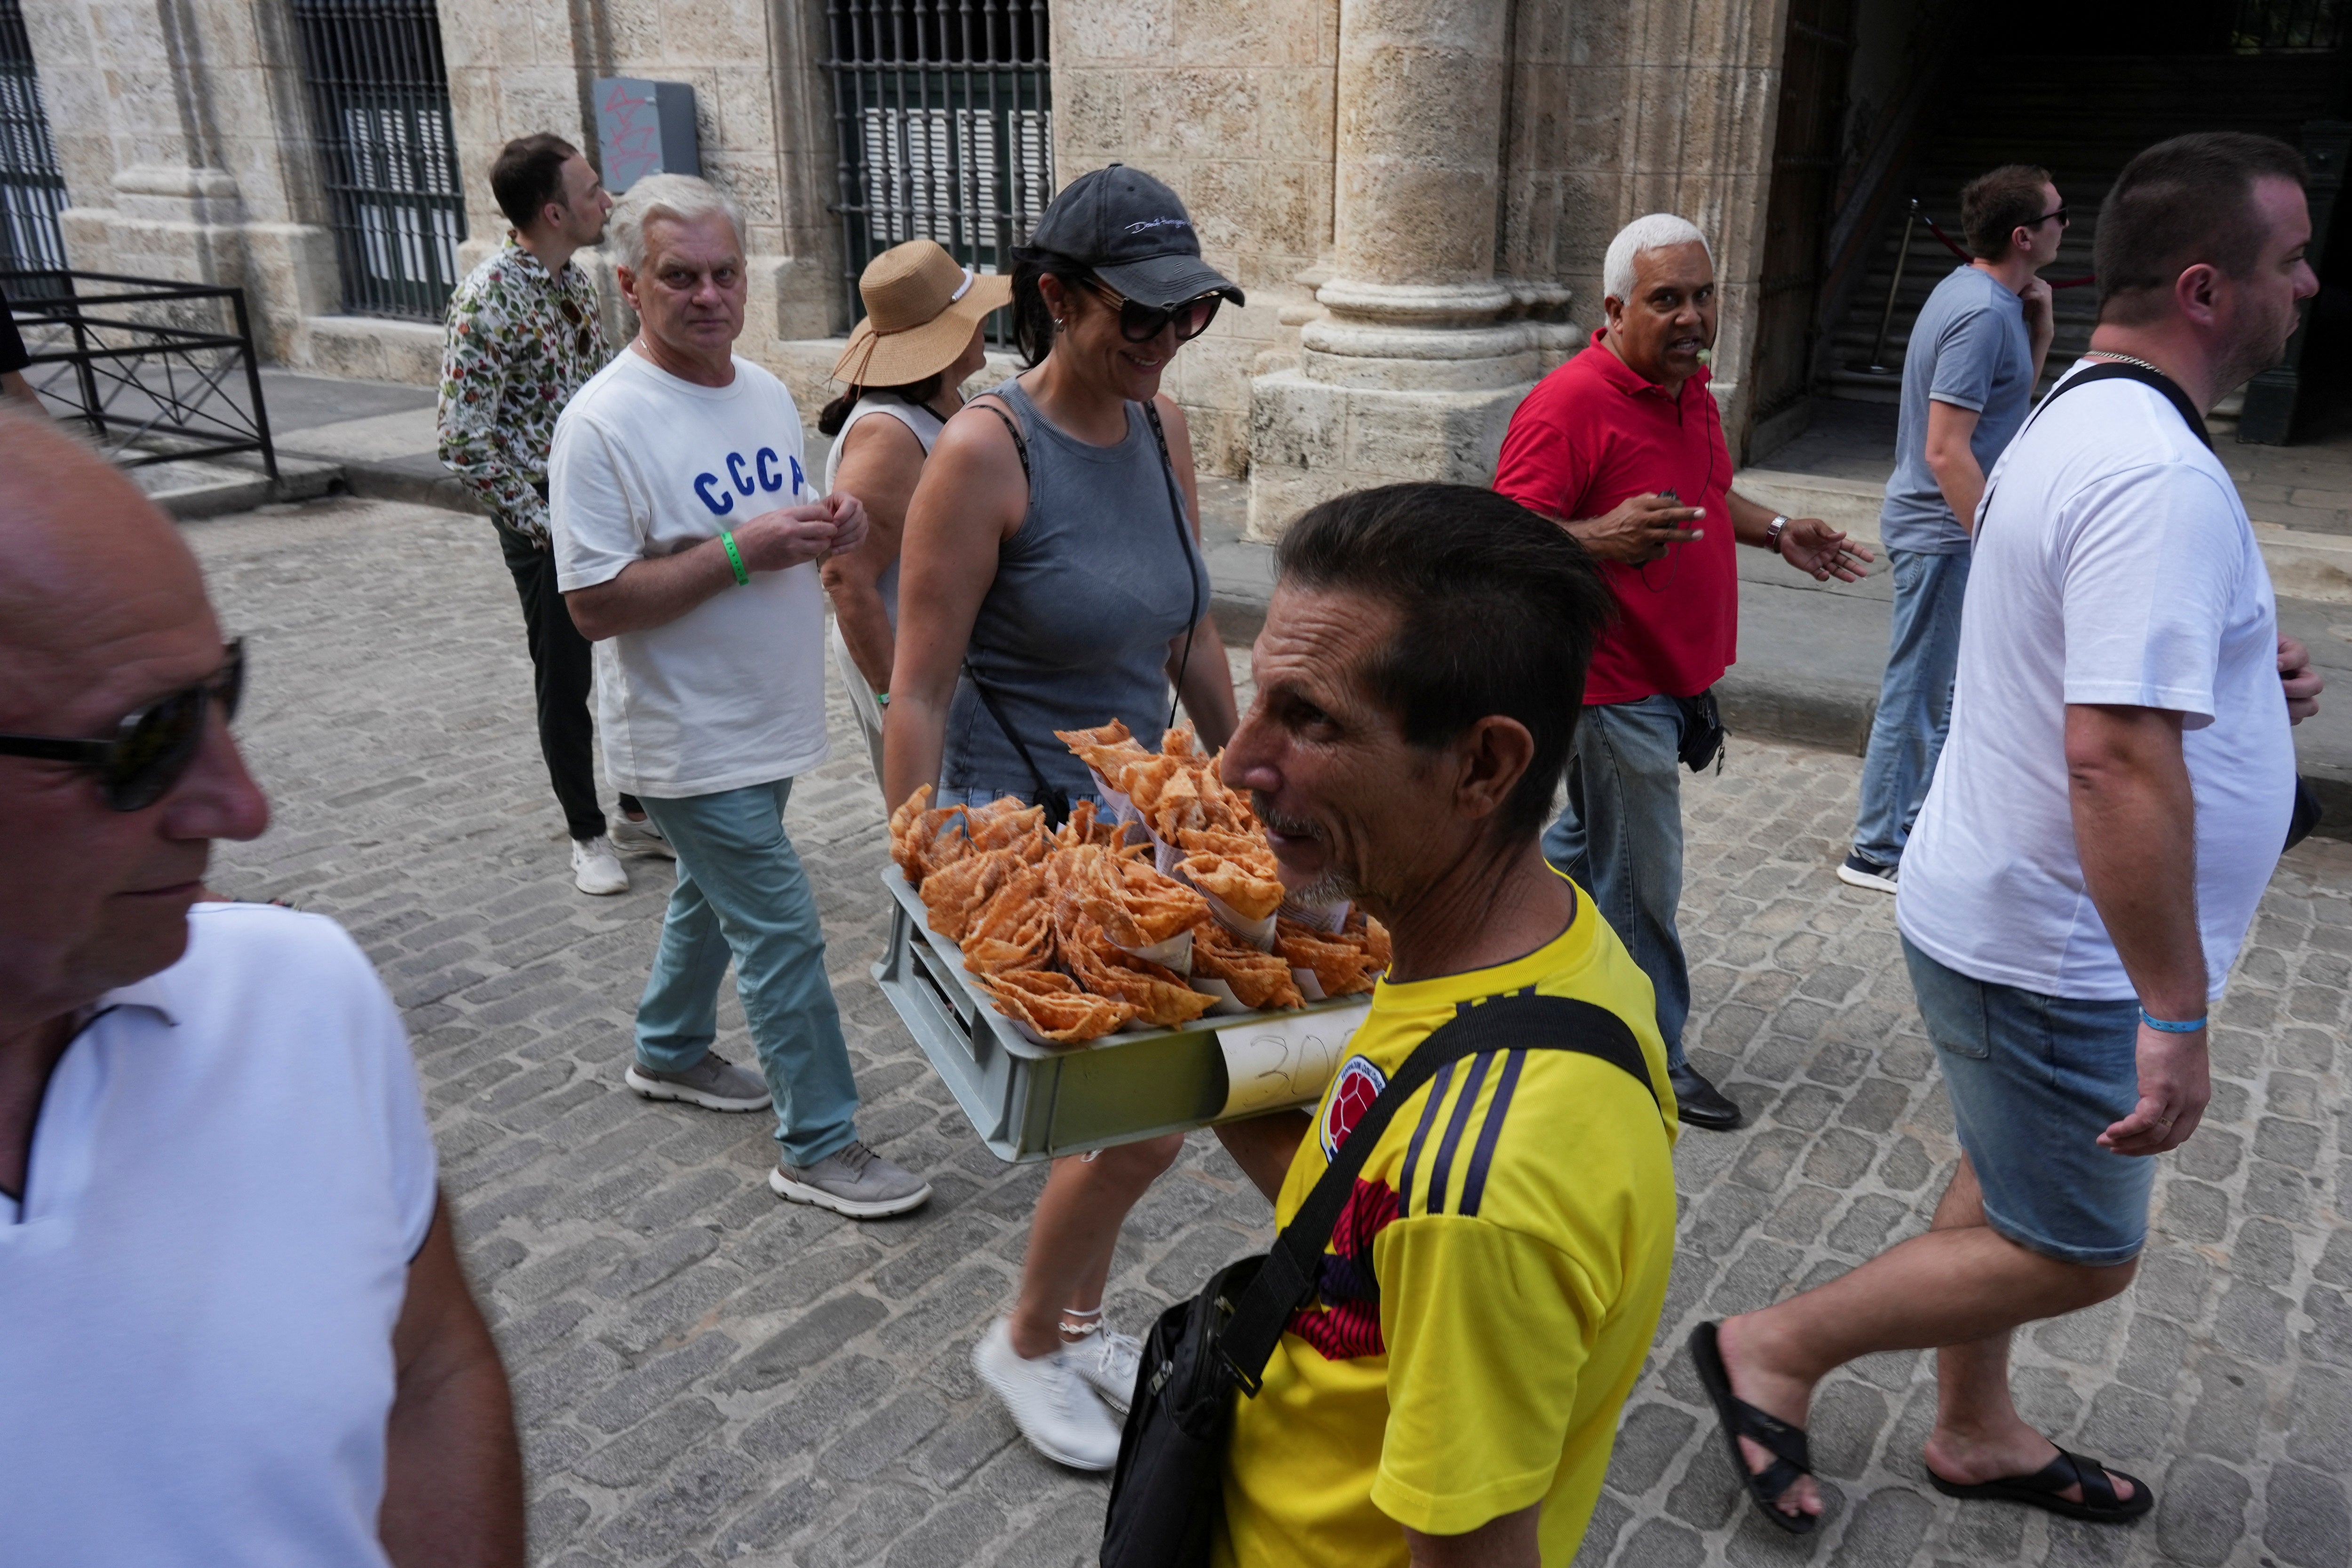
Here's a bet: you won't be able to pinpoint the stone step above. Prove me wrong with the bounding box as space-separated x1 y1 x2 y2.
134 452 346 519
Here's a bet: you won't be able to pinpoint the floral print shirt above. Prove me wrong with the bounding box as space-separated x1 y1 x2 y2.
436 239 612 545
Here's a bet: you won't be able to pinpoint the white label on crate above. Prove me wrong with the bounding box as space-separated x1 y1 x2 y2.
1217 1001 1372 1117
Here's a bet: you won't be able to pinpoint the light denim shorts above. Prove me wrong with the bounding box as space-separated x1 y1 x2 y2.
1901 935 2154 1267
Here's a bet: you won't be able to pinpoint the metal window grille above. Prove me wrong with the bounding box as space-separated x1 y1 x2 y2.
289 0 466 320
2233 0 2344 48
0 0 69 273
826 0 1052 346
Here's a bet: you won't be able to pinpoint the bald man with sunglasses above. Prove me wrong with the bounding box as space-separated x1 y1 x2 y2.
0 413 524 1567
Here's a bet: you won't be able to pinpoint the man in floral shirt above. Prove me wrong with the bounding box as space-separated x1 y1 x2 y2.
439 133 660 895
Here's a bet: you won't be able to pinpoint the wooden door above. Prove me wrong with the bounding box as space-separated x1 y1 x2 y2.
1746 0 1855 459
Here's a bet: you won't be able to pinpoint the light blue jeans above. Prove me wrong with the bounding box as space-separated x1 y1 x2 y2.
636 779 861 1167
1851 549 1971 871
1541 695 1689 1069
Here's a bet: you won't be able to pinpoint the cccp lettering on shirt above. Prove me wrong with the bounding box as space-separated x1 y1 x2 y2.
548 350 831 799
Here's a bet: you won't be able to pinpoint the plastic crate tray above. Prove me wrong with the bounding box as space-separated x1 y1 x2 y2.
874 868 1372 1162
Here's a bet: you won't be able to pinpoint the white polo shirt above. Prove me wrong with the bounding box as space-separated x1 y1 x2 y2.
0 903 437 1566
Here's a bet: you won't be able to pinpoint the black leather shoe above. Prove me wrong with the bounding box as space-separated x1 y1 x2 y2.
1669 1064 1745 1131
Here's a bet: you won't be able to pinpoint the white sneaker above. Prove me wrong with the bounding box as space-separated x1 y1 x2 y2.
1063 1323 1143 1416
1836 852 1898 895
572 836 628 895
611 814 676 859
973 1318 1123 1471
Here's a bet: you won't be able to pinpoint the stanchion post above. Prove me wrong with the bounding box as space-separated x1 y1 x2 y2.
1867 199 1919 375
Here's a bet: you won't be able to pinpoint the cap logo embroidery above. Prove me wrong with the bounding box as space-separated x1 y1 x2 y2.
1123 216 1191 234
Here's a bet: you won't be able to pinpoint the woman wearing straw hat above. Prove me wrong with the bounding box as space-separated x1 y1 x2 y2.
884 165 1243 1472
818 239 1012 785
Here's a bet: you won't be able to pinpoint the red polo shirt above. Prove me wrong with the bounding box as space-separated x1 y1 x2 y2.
1493 331 1738 705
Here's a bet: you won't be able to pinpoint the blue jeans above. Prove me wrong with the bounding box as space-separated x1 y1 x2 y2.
1542 695 1688 1069
636 780 861 1167
1902 936 2151 1267
1851 549 1971 870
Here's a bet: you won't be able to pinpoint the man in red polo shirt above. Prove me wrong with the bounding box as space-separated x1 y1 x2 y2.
1494 214 1872 1131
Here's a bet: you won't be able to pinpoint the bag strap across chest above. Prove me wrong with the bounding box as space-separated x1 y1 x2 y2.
1218 992 1666 1391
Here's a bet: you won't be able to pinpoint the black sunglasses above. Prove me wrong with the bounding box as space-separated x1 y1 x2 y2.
2029 204 2070 228
0 641 246 812
556 297 597 358
1084 279 1223 344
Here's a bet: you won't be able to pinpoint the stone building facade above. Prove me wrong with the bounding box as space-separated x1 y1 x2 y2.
14 0 1950 537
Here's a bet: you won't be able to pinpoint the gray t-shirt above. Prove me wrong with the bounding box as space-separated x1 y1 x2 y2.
1879 265 2034 554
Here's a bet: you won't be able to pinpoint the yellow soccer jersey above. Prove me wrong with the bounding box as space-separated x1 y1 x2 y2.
1216 879 1680 1568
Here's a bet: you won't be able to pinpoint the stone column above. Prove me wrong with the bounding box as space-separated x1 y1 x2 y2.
1246 0 1569 539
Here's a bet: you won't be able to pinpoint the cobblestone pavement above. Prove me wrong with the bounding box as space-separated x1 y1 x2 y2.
192 497 2351 1568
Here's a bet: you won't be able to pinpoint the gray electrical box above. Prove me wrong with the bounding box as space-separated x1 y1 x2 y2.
593 79 700 194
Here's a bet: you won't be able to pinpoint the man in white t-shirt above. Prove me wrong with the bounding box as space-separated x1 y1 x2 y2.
0 413 522 1564
1693 133 2324 1538
551 174 930 1218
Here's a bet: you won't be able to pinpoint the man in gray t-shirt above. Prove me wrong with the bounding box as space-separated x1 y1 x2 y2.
1839 165 2064 892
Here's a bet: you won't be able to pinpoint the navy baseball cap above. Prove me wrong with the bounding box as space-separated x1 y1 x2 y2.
1029 164 1244 310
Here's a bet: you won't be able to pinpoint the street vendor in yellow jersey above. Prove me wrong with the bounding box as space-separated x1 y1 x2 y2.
1211 482 1680 1568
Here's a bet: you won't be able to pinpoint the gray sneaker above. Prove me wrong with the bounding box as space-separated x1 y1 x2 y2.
769 1139 932 1218
611 814 677 859
625 1052 773 1112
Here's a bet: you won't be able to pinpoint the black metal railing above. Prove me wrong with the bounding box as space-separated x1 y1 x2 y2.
826 0 1053 343
2233 0 2344 49
4 271 277 479
0 0 69 272
288 0 466 321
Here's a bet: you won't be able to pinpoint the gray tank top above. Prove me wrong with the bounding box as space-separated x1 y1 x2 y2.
943 377 1210 800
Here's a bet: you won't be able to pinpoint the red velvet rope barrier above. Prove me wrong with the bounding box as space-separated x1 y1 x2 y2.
1918 210 2098 289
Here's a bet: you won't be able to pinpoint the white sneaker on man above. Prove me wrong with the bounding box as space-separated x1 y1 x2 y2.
1062 1322 1143 1416
610 814 676 859
973 1318 1123 1471
571 836 628 895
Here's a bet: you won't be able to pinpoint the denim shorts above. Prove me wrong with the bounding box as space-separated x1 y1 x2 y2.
1901 935 2153 1267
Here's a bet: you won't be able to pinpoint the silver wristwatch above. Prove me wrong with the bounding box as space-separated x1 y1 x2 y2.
1765 515 1790 553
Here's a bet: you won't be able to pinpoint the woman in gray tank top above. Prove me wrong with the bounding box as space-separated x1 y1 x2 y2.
887 166 1242 1472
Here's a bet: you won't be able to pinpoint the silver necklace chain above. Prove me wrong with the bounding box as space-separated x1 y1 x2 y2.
2082 350 2168 377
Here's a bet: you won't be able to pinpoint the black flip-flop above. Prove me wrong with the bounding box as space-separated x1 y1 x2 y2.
1688 1321 1818 1536
1927 1445 2153 1524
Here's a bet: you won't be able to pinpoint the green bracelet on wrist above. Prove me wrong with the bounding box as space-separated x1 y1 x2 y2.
720 530 750 586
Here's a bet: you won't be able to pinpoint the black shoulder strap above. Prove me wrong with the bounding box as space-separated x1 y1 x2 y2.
971 393 1032 485
1138 398 1205 730
2032 360 2211 449
1218 993 1663 1391
1978 359 2212 536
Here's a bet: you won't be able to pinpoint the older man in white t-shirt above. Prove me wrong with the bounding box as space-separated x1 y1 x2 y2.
1692 133 2324 1538
0 413 522 1563
551 175 929 1218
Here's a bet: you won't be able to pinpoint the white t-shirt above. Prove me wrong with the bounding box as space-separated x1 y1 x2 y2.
550 349 830 797
0 903 437 1566
1898 368 2295 1000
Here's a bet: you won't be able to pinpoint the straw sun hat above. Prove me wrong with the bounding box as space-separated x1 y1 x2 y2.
829 239 1014 388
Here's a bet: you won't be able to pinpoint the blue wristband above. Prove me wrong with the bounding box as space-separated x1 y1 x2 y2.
2139 1009 2207 1034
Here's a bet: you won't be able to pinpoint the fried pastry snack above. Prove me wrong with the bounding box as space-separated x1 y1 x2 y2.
1191 920 1305 1010
1275 915 1387 998
976 970 1135 1043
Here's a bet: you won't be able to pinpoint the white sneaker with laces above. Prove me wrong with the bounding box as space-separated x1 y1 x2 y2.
611 815 676 859
571 836 628 895
973 1318 1123 1471
1063 1322 1143 1417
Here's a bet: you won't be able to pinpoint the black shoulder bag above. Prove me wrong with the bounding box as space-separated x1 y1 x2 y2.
2007 362 2322 851
961 395 1205 831
1099 993 1669 1568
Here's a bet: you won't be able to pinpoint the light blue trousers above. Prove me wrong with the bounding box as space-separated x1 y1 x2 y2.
1541 695 1690 1069
1851 549 1971 871
636 779 860 1167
